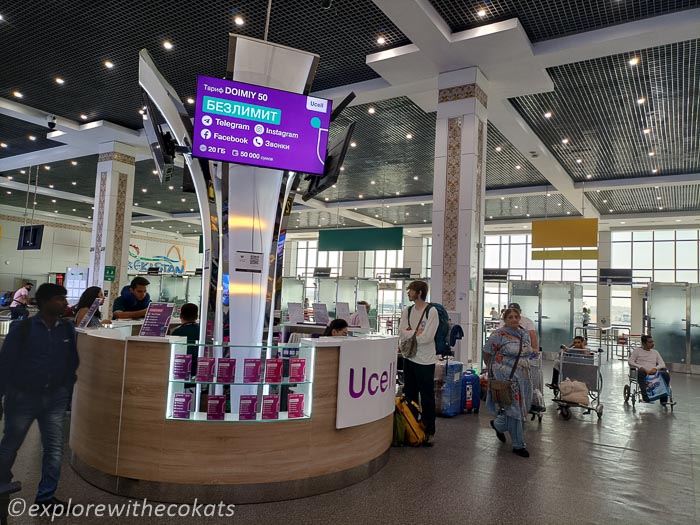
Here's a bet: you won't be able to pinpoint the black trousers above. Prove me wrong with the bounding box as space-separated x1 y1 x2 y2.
403 359 436 436
9 306 27 320
638 369 671 402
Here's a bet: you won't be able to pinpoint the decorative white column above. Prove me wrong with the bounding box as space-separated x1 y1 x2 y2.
431 68 489 364
88 142 136 314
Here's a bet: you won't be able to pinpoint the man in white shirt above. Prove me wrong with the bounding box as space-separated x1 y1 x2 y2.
9 282 33 320
629 335 670 404
399 280 438 444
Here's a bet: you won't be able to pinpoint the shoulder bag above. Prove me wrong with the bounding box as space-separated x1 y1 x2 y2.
488 335 523 408
399 306 428 359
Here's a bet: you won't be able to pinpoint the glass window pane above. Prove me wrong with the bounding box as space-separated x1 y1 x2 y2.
653 241 674 269
317 252 328 266
654 230 674 241
386 251 397 268
485 244 500 268
632 271 652 283
611 242 631 269
510 235 527 244
632 243 652 269
486 235 500 245
612 231 632 242
654 270 675 283
527 269 544 281
581 259 597 270
308 248 317 267
544 269 562 281
634 231 653 241
611 296 631 325
509 270 526 281
611 285 631 298
510 244 526 268
676 270 698 283
562 259 580 269
676 241 698 270
544 259 561 269
500 245 509 269
562 269 580 281
677 230 698 240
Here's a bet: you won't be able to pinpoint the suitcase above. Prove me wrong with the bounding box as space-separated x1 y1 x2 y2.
462 370 481 413
395 396 426 446
435 359 464 417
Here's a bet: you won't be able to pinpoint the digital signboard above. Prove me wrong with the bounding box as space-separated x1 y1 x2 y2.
192 75 332 174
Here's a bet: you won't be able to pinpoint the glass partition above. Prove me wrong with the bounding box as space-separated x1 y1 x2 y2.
281 277 305 321
572 284 584 329
648 283 688 366
357 279 379 330
691 285 700 369
336 279 357 312
540 283 573 353
161 275 188 316
317 278 338 318
186 274 203 308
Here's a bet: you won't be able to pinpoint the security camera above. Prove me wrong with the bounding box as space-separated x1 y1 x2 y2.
47 115 57 130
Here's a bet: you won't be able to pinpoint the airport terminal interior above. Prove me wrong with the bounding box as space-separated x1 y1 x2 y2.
1 1 700 523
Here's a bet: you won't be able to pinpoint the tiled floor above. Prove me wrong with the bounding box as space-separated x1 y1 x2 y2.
4 357 699 524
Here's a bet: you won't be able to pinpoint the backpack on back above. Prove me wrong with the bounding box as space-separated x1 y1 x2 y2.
408 303 453 356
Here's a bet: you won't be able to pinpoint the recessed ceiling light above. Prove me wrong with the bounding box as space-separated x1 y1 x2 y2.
368 107 375 114
586 174 592 179
168 185 174 190
71 181 76 185
44 165 50 170
420 202 425 206
72 208 76 212
51 199 56 203
500 197 505 200
657 196 662 200
0 143 6 148
370 180 376 185
515 165 521 170
157 200 162 204
55 77 65 85
104 60 114 69
643 128 651 134
648 151 655 156
561 138 569 144
495 146 502 152
142 188 147 193
163 40 173 50
413 176 419 180
526 213 530 217
152 170 158 174
181 198 186 202
566 211 571 215
406 133 413 139
477 9 486 17
12 91 23 98
544 112 552 118
423 219 427 223
28 135 36 141
134 203 139 206
324 197 329 201
609 209 613 213
80 114 88 120
6 191 11 195
395 191 400 195
620 221 626 224
637 97 646 104
546 193 551 197
514 205 519 209
375 214 379 218
557 203 562 206
190 208 194 212
187 98 194 104
71 160 77 166
628 57 639 66
676 219 682 222
596 190 601 193
603 199 607 203
358 194 363 199
350 142 357 148
49 185 54 189
659 206 664 210
654 185 659 189
54 210 59 213
234 16 244 26
523 225 527 229
576 159 582 164
652 169 658 174
376 36 386 45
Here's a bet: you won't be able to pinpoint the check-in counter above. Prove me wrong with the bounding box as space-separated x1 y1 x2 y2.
70 330 397 503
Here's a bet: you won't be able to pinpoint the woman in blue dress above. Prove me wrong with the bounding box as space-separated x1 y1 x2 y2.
484 307 533 457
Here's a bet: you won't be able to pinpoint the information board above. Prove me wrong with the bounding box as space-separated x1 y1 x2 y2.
139 302 175 337
193 76 332 174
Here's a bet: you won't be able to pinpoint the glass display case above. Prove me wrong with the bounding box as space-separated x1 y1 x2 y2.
166 342 315 422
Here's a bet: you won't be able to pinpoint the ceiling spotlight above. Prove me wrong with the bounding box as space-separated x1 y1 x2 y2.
340 166 345 171
139 109 145 115
0 143 6 148
657 196 662 200
190 208 194 212
12 91 23 98
676 219 682 223
489 215 493 219
156 200 162 204
71 181 76 185
477 9 486 17
168 185 174 190
152 170 157 174
652 168 658 174
515 165 521 170
514 205 519 209
134 203 139 206
358 194 363 199
54 210 59 213
163 40 174 50
234 16 244 26
413 176 419 180
368 107 375 114
104 60 114 69
5 191 10 195
637 97 646 104
142 188 147 193
72 209 76 212
370 180 376 185
395 191 400 195
659 206 664 210
566 211 571 215
628 57 639 66
51 199 56 203
350 142 357 148
526 213 530 217
376 36 386 45
181 197 186 202
643 128 651 134
55 77 65 85
71 160 77 166
648 151 655 156
187 98 194 104
28 135 36 141
544 112 552 118
44 165 50 170
561 138 569 144
609 209 613 213
620 221 626 225
586 174 592 179
576 159 582 164
406 133 413 139
557 203 562 206
495 146 502 152
49 185 54 189
500 197 505 200
546 193 551 197
80 114 88 120
603 199 607 203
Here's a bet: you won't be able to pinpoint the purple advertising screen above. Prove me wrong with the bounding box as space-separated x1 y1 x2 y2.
192 75 332 175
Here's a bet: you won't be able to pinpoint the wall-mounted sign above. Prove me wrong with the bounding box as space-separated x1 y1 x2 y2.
128 244 186 275
192 76 332 174
103 265 116 282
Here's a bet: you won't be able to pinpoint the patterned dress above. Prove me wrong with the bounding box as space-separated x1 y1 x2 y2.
484 327 533 421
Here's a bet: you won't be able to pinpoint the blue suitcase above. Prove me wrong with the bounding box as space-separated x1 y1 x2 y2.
461 370 481 414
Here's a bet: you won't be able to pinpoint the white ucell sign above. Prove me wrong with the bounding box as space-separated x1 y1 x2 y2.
336 337 398 429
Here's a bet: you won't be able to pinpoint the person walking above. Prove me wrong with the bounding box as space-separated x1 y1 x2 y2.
0 283 79 511
9 282 33 320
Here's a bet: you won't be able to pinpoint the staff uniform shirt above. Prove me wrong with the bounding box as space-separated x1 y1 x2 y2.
399 303 439 366
10 287 29 307
629 347 666 372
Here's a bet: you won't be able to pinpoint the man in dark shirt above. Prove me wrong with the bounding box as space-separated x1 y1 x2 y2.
171 303 200 381
112 276 151 320
0 283 79 511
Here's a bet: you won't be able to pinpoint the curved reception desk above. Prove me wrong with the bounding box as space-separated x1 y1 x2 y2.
70 330 398 503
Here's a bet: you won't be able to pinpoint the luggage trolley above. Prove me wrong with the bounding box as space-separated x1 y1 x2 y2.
528 352 546 422
553 349 604 420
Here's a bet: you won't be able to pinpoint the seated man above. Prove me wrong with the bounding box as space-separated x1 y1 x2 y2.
629 335 670 404
112 277 151 320
547 336 591 389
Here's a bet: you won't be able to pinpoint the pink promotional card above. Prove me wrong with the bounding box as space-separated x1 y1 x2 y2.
243 358 262 383
289 358 307 383
261 395 280 420
195 357 216 382
264 358 283 383
172 354 192 380
287 393 305 419
206 395 226 421
216 358 236 383
238 395 258 421
172 393 192 419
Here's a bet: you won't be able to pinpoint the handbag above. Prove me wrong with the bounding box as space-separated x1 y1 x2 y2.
488 335 524 408
399 307 428 359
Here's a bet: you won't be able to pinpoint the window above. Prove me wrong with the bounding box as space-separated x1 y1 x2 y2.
363 248 405 317
422 237 432 278
294 240 343 301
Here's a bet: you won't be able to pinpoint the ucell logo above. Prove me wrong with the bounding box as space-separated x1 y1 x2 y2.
348 361 395 398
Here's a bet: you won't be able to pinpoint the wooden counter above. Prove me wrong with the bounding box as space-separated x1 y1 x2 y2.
70 332 392 503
